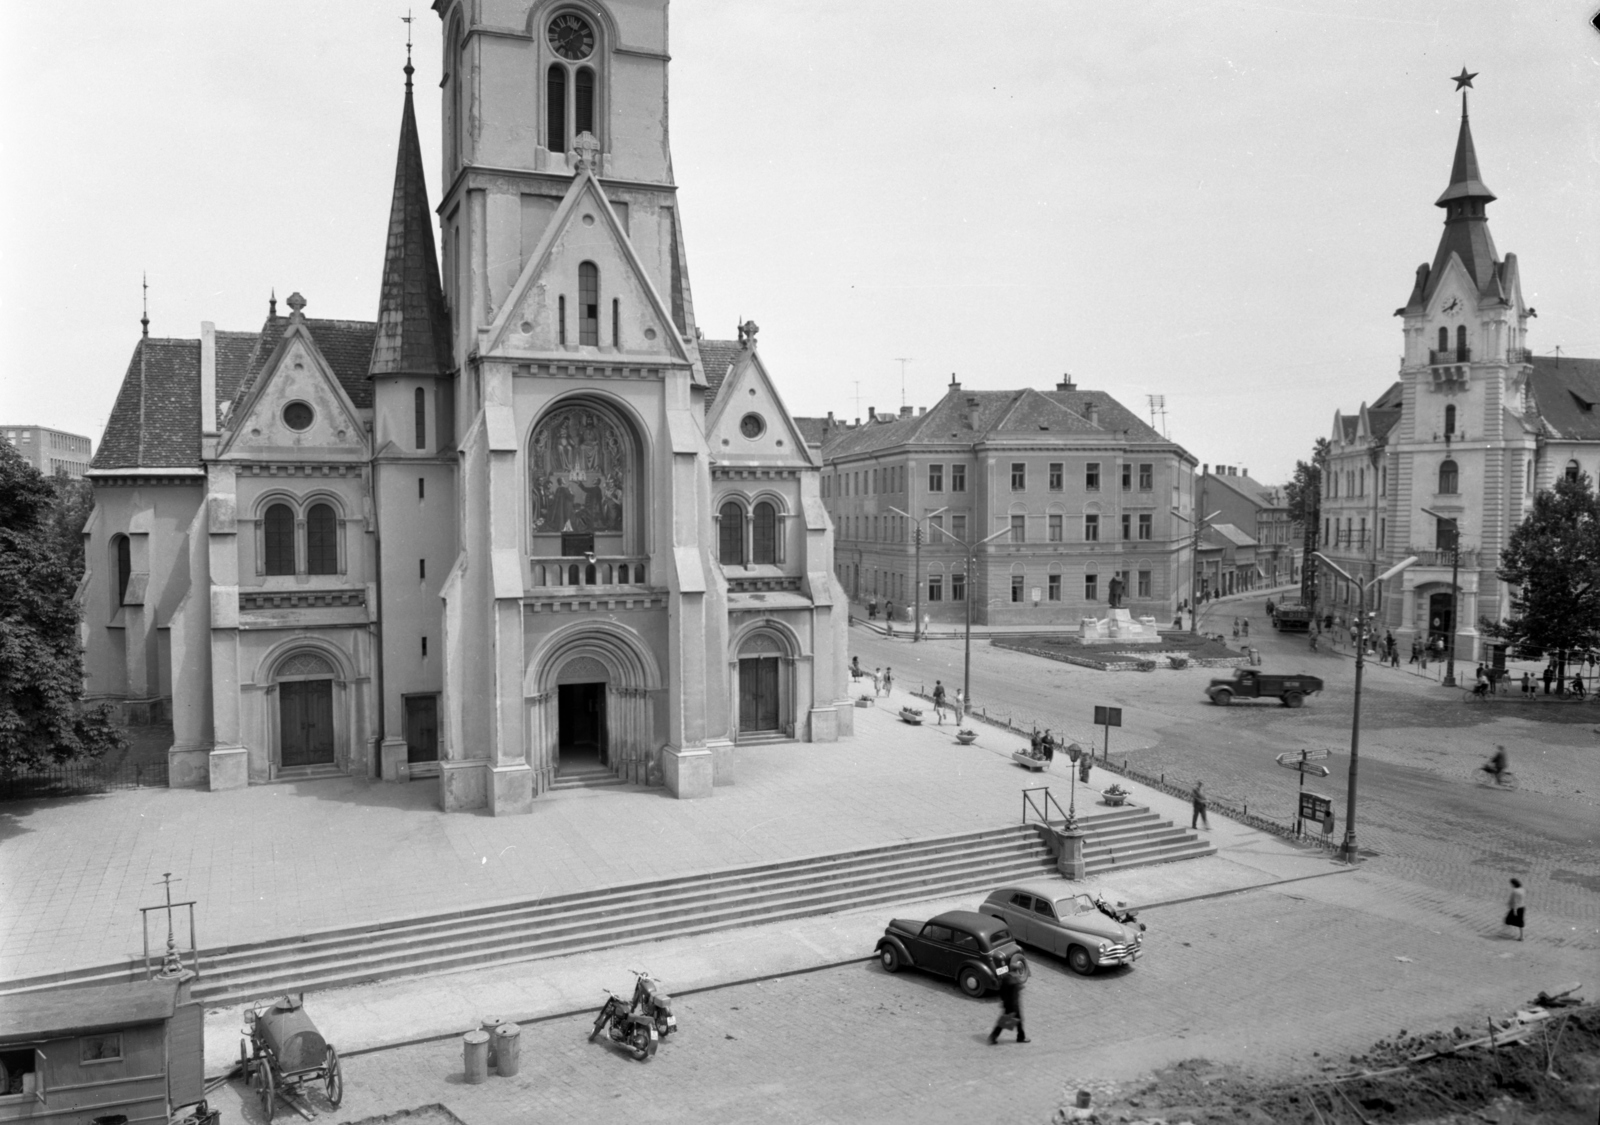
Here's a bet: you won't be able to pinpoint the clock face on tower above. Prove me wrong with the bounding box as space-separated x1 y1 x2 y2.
1442 297 1462 315
548 13 595 60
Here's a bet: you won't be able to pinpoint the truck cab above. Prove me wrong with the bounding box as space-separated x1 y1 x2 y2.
1206 669 1324 708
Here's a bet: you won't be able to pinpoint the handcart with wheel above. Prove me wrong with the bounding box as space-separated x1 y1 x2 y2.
239 995 343 1120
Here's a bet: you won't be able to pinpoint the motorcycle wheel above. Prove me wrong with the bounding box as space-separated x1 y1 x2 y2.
590 1010 608 1043
628 1025 652 1061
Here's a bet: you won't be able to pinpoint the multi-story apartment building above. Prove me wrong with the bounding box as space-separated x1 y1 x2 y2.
2 425 93 478
813 376 1197 627
1203 464 1300 590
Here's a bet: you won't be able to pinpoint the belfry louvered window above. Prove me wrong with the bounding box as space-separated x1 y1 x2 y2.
307 504 338 575
264 504 295 575
579 262 599 345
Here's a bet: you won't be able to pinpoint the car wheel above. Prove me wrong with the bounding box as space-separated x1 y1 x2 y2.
1211 690 1232 706
957 966 986 998
879 944 902 973
1285 692 1304 708
1066 945 1095 975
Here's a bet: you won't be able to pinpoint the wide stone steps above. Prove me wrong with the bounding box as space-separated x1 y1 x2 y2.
1076 806 1214 874
0 808 1212 1006
549 763 630 791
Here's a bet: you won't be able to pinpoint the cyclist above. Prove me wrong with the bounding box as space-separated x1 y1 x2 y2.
1482 744 1509 786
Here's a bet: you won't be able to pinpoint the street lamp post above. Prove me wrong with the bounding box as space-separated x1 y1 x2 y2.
1172 507 1222 633
1419 507 1461 687
888 505 947 642
932 523 1009 717
1314 552 1418 863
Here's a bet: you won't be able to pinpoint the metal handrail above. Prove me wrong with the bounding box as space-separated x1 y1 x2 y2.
1021 786 1069 827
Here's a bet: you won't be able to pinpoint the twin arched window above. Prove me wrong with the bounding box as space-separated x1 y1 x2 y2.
1438 459 1459 495
719 500 778 566
264 502 340 576
547 64 596 153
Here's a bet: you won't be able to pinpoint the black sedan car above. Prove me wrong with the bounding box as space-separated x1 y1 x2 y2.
875 910 1024 997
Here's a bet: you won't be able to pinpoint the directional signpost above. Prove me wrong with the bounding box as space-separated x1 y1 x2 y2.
1093 706 1122 762
1276 749 1333 835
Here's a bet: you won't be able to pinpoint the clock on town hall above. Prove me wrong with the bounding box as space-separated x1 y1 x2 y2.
1442 297 1462 315
548 13 595 60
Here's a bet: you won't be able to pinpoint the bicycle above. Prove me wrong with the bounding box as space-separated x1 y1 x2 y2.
1475 766 1518 789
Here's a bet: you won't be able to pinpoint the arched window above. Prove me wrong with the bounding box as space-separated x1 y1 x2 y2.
1567 459 1582 484
264 504 296 575
575 66 595 136
547 65 567 153
579 262 599 345
1437 327 1448 352
752 502 777 564
114 535 131 606
558 295 567 346
568 563 580 585
1444 404 1455 437
612 298 620 348
1456 325 1467 356
306 504 338 575
719 502 745 566
414 387 427 450
1438 459 1459 495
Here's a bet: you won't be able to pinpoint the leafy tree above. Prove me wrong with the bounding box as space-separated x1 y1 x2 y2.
1284 438 1329 609
1485 470 1600 688
0 442 125 774
47 470 95 583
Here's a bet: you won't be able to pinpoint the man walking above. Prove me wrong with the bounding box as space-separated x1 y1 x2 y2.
987 954 1030 1044
872 667 883 697
1191 780 1210 830
932 680 948 724
1504 878 1526 941
883 667 894 698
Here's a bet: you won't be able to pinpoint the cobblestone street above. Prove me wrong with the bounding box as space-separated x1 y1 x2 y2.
216 867 1587 1125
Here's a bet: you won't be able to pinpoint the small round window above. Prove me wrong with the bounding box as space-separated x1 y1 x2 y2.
740 413 765 439
283 402 314 431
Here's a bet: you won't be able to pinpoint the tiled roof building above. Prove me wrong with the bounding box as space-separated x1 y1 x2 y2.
817 374 1199 628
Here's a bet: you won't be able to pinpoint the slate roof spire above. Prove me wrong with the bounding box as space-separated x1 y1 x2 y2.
1412 71 1502 308
368 44 452 380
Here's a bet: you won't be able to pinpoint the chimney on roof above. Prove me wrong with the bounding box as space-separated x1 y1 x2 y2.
1242 467 1248 478
1085 400 1100 426
200 321 218 438
1202 464 1209 475
918 407 926 415
1057 373 1076 392
868 406 876 421
900 405 913 419
949 372 961 393
965 395 981 431
1229 466 1237 476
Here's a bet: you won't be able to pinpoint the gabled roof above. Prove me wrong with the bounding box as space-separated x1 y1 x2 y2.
1207 470 1281 509
1205 522 1257 549
1040 389 1165 442
1529 355 1600 441
92 337 203 470
230 313 377 413
368 61 452 380
793 416 830 447
698 339 741 411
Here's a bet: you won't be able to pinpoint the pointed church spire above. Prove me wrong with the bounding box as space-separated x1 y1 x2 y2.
369 40 452 380
1419 69 1500 304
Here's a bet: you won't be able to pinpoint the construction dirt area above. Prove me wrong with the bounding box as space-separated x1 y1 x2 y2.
1073 996 1599 1125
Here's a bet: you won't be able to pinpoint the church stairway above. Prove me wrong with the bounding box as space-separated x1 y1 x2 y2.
0 809 1210 1006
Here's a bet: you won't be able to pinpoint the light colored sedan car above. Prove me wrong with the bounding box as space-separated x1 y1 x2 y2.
980 884 1143 975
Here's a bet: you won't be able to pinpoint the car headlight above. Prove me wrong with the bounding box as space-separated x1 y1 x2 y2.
1098 941 1109 953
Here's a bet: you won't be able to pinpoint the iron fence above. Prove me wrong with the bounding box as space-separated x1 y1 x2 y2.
0 758 169 802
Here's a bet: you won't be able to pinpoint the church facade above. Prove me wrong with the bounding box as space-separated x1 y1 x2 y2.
80 0 852 814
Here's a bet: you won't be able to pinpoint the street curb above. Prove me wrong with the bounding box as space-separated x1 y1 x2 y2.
206 864 1359 1077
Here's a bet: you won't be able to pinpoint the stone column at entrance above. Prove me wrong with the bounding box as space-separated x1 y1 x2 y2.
526 690 556 795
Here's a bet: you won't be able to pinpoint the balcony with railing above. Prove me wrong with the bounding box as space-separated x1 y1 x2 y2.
531 556 650 589
1429 346 1472 365
1407 546 1481 569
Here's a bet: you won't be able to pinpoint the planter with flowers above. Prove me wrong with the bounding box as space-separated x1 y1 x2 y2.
955 729 978 745
1102 783 1131 807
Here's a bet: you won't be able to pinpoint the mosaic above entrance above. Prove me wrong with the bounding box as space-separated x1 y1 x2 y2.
530 406 626 535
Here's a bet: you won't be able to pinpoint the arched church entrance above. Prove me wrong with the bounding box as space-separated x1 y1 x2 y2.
274 651 338 770
556 656 609 771
735 630 791 740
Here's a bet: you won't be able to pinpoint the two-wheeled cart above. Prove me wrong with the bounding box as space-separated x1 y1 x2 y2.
239 995 343 1120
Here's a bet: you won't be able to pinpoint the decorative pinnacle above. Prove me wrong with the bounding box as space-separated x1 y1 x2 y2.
401 11 415 90
141 272 149 338
1451 67 1477 92
286 291 307 318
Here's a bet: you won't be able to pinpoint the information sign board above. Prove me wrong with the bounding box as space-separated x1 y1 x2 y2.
1298 792 1332 822
1093 706 1123 728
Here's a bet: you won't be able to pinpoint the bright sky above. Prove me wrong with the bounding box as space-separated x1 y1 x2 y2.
3 2 1597 483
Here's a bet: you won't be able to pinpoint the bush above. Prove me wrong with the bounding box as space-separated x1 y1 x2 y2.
1135 659 1157 672
1168 654 1190 670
